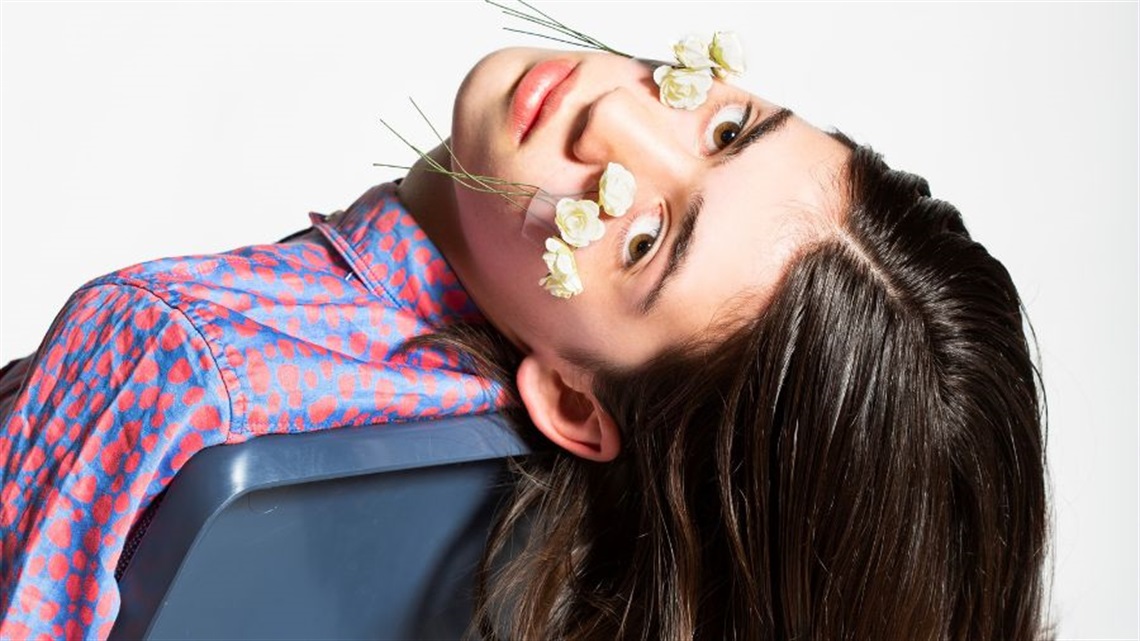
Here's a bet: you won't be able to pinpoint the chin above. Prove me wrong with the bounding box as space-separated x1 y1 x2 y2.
449 51 519 187
453 48 537 130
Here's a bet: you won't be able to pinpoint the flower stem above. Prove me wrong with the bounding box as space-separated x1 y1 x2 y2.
485 0 631 58
378 108 540 212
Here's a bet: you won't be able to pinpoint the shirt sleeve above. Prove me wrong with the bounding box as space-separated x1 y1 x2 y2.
1 282 231 641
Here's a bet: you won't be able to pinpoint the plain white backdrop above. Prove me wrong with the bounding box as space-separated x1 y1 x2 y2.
1 2 1136 638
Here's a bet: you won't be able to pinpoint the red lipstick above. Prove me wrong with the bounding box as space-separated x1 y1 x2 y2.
510 59 578 143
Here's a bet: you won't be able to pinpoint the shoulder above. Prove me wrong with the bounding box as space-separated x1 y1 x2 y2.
91 240 325 296
79 238 349 324
33 281 225 395
8 280 233 447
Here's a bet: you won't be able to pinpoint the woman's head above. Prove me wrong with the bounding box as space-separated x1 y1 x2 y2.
402 43 1046 638
465 133 1047 639
439 47 853 462
577 140 1046 639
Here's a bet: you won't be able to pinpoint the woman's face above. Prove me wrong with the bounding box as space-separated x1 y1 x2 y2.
448 47 850 370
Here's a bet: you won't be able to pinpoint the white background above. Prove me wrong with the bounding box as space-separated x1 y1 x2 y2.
1 2 1136 638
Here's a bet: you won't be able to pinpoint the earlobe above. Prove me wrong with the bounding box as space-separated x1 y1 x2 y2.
516 355 621 462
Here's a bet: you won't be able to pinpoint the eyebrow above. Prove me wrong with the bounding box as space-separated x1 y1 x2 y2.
638 194 702 314
637 106 795 315
720 106 794 163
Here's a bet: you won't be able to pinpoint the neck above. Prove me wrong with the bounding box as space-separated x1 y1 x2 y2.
397 142 470 268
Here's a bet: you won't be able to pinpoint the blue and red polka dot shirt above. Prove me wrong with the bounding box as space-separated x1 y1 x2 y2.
0 183 504 640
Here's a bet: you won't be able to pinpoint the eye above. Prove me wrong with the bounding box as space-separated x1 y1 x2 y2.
622 213 663 267
703 104 748 153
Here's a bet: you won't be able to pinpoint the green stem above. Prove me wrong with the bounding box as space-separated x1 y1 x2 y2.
486 0 632 59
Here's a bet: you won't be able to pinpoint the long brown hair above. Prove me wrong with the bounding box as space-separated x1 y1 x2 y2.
441 136 1048 640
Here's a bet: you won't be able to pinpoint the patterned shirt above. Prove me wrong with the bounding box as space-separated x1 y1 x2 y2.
0 183 503 640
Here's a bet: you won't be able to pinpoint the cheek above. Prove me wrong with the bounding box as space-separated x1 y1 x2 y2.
457 197 548 295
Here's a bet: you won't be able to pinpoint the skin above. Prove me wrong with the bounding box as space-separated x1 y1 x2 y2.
399 47 851 460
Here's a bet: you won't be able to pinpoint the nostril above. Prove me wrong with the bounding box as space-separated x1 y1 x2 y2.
566 105 591 162
570 94 613 166
571 88 657 167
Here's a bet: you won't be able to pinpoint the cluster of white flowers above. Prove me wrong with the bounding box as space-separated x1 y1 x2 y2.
540 162 637 299
654 32 745 110
540 237 584 299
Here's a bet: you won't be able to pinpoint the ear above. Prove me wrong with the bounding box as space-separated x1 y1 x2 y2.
516 354 621 462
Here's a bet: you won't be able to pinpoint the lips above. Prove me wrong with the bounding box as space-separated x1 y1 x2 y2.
510 59 578 143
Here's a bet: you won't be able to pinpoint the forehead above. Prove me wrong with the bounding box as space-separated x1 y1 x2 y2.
642 114 851 359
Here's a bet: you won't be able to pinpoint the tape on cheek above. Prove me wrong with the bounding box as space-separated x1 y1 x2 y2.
522 191 559 246
520 168 602 247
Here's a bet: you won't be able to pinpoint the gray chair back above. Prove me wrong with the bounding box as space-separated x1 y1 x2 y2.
110 414 527 640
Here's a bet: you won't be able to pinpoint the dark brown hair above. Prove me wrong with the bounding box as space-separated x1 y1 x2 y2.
441 136 1048 640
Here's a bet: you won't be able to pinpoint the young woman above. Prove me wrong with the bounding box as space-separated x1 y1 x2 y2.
430 48 1048 640
2 43 1047 641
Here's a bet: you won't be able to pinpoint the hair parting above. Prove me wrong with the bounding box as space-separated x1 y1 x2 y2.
416 134 1050 640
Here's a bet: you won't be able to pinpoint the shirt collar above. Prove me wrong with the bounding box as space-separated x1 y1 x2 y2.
309 183 483 325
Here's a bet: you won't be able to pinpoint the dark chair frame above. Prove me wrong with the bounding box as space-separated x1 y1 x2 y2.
110 413 527 640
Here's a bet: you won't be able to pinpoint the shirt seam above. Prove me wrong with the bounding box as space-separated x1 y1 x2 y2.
79 277 236 442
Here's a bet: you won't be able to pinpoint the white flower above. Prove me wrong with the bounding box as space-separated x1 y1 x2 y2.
554 198 605 248
540 237 584 299
672 35 714 70
540 273 582 299
653 65 714 110
710 31 745 78
598 162 636 218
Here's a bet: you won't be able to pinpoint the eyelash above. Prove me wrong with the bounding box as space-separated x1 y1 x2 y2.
702 102 752 155
620 207 665 268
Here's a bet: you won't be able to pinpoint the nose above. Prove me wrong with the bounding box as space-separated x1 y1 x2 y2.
571 88 692 186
